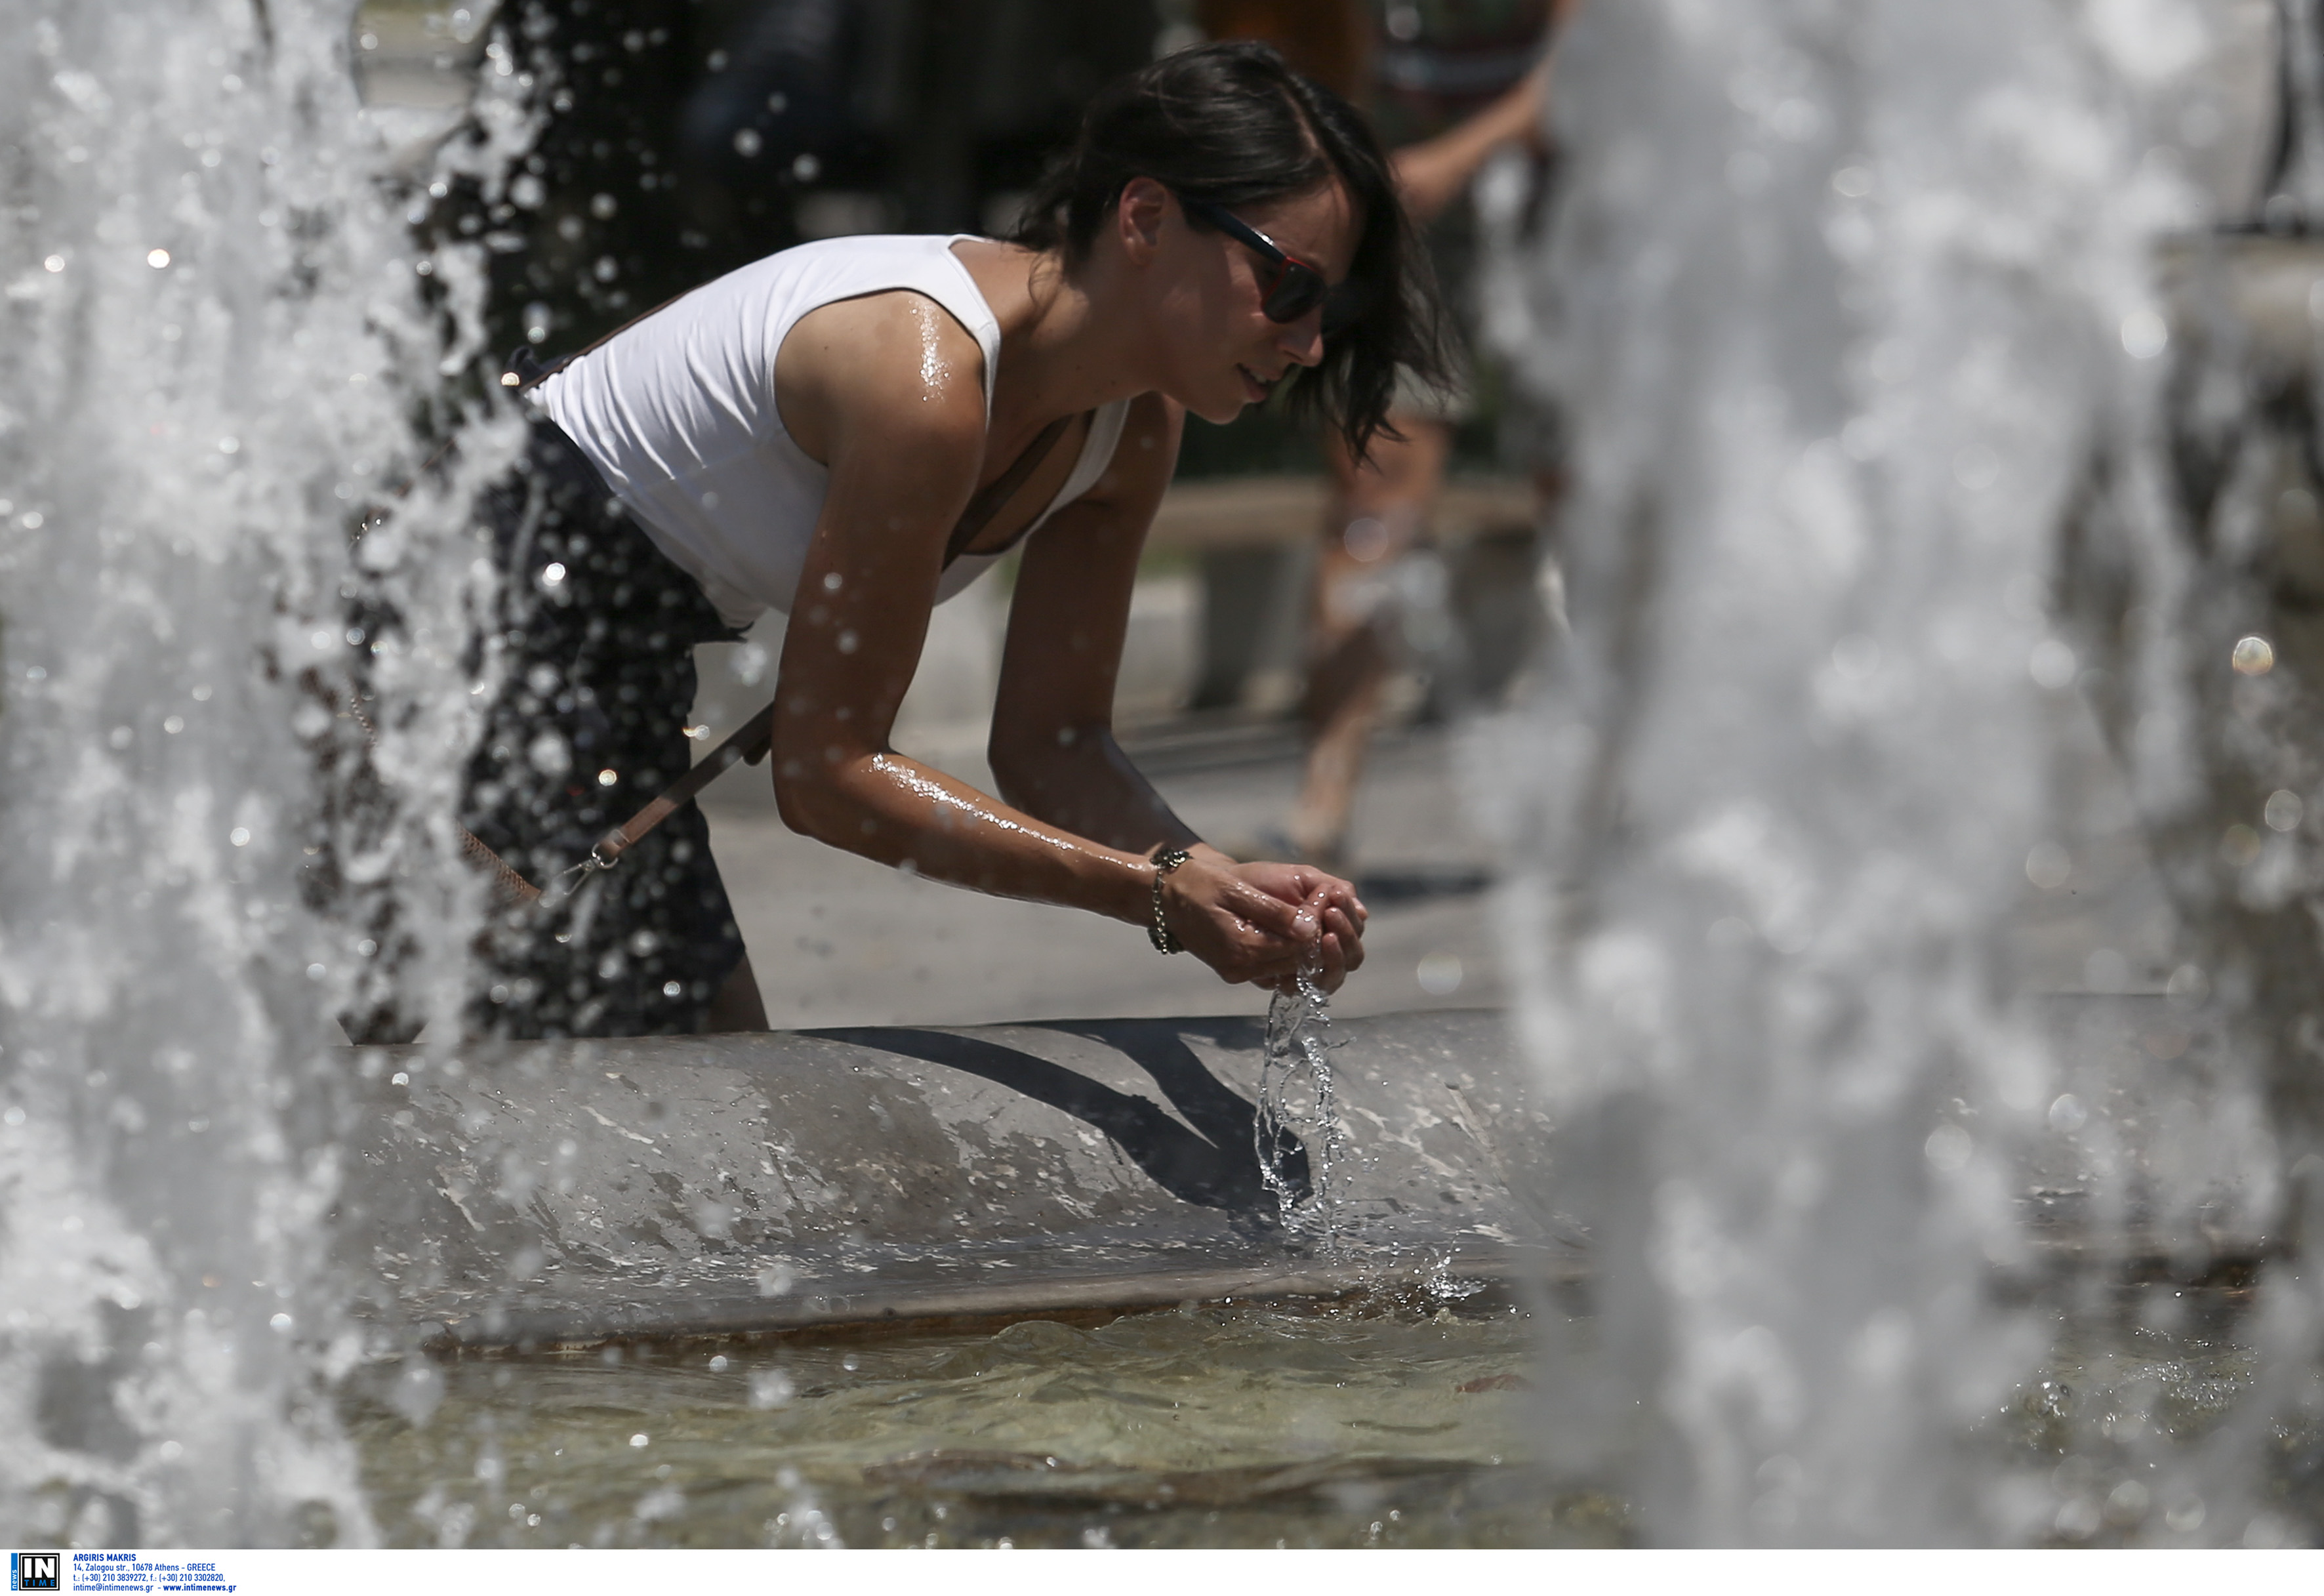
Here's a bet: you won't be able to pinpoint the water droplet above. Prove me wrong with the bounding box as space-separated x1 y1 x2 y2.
2028 638 2077 688
1831 633 1881 682
1923 1122 1972 1170
147 248 170 268
629 1433 649 1448
1953 443 1999 490
268 1313 293 1333
597 767 618 787
1416 952 1463 995
2119 306 2168 359
43 255 64 272
2025 841 2070 890
228 827 251 847
2231 634 2273 675
2048 1094 2089 1134
2264 789 2303 832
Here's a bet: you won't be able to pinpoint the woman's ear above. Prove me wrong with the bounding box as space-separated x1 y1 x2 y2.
1116 176 1170 266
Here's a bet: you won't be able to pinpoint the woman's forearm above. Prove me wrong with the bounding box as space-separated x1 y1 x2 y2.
987 728 1205 856
776 747 1155 925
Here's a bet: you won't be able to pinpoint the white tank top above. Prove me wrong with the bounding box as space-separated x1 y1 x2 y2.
532 234 1131 630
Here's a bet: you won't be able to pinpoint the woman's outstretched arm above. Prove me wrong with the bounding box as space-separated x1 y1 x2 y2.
767 297 1341 989
988 392 1366 981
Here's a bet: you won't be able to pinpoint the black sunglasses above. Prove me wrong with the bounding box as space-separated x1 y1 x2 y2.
1183 197 1361 333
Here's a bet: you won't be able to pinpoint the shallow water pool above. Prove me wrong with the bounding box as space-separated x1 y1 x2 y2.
348 1296 1626 1549
346 1277 2324 1547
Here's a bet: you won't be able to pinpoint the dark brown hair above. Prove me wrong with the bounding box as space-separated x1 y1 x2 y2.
1009 40 1447 458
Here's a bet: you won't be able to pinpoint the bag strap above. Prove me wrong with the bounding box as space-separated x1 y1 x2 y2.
943 411 1078 567
504 289 693 394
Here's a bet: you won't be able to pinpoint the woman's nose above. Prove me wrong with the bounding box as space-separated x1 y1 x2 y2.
1277 315 1326 369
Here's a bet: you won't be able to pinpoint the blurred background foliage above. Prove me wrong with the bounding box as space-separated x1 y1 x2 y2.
392 0 1542 478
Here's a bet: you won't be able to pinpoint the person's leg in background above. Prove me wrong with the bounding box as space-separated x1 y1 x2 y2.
1287 414 1451 869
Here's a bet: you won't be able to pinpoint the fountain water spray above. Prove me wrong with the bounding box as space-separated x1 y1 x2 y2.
0 0 529 1544
1487 0 2276 1544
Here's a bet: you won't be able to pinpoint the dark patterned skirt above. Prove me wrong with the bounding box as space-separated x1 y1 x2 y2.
462 411 748 1038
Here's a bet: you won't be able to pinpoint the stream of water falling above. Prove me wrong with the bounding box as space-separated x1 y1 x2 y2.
0 0 529 1545
1487 0 2309 1546
1255 966 1349 1244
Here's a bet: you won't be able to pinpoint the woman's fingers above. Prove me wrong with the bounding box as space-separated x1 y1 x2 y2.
1167 862 1312 984
1217 874 1311 942
1168 861 1374 989
1231 860 1364 921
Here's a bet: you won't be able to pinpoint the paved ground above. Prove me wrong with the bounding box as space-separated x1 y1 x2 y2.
699 717 1505 1030
694 645 2186 1033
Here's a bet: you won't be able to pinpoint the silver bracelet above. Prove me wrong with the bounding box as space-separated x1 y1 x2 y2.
1149 846 1191 954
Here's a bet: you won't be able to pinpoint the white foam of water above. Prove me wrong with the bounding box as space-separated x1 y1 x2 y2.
0 0 527 1543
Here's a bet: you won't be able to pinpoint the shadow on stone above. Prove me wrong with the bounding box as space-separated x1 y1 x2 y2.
1044 1019 1311 1205
820 1024 1301 1213
1353 865 1497 907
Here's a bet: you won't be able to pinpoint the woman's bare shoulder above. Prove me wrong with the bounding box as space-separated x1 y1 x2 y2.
773 289 990 466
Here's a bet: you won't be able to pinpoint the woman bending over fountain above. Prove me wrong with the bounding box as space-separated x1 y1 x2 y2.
443 42 1447 1038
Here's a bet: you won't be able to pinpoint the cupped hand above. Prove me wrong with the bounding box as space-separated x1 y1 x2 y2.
1239 860 1368 994
1162 857 1367 992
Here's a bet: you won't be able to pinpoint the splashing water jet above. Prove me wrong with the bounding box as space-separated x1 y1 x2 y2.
0 0 528 1543
1492 0 2308 1545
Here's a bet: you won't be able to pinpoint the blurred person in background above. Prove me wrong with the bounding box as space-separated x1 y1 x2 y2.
1200 0 1569 871
455 42 1448 1038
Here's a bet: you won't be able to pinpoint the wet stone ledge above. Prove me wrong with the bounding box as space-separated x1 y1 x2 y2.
338 1008 1575 1353
335 998 2271 1355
